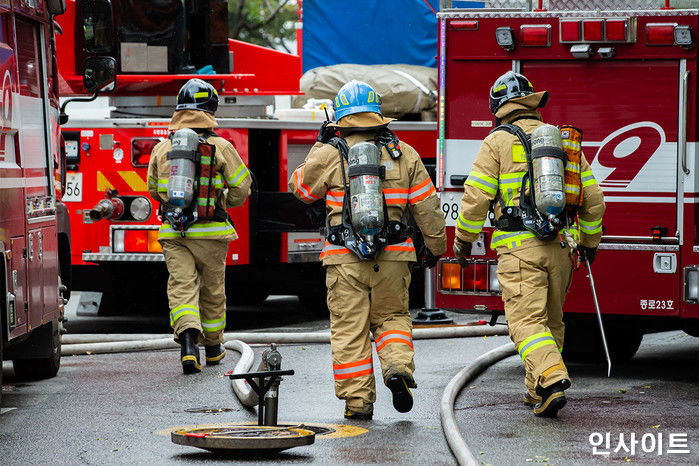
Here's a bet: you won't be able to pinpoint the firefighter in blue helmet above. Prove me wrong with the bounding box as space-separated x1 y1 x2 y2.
289 80 447 419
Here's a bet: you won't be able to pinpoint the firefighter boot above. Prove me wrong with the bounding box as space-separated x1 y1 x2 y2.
205 344 226 365
344 401 373 421
386 375 413 413
523 392 541 407
534 380 570 418
179 328 202 374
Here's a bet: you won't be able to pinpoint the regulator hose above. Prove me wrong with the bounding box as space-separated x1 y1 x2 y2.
440 343 517 466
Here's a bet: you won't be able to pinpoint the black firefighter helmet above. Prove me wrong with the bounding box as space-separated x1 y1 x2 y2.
176 78 219 114
489 71 547 115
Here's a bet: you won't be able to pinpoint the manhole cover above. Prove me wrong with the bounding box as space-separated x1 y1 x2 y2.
185 408 237 414
171 424 315 453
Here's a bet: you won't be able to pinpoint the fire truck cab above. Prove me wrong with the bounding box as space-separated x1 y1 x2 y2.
435 0 699 361
1 0 70 404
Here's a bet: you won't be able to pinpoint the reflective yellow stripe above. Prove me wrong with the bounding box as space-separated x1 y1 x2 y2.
490 230 536 249
499 171 526 206
170 304 200 326
565 184 580 194
201 317 226 332
465 171 498 196
579 217 603 234
227 164 250 187
581 170 597 187
456 213 486 234
159 221 235 238
565 162 581 173
562 140 581 151
493 84 507 93
157 178 168 192
518 332 557 361
193 91 209 99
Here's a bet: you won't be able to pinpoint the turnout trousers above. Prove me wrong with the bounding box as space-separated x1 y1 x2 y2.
497 242 573 397
161 238 229 345
326 261 416 411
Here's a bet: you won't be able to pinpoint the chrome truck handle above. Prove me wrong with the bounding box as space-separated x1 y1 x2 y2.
681 70 690 175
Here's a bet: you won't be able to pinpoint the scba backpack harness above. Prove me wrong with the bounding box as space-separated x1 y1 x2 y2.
325 128 412 260
490 123 584 241
161 128 231 236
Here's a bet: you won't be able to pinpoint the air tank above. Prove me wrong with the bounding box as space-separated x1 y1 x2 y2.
167 128 199 207
530 124 567 217
347 142 384 242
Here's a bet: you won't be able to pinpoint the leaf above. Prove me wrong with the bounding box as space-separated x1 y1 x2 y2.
618 389 627 394
651 425 660 429
643 385 651 389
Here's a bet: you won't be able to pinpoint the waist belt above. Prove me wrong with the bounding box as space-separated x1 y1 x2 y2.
160 203 233 226
326 221 413 247
494 206 525 232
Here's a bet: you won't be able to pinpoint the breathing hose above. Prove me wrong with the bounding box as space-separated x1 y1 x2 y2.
440 343 517 466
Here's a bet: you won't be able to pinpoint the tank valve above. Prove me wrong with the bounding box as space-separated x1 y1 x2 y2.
89 190 124 221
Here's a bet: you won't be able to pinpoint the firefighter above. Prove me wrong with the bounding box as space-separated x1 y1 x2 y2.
289 81 446 420
453 71 605 417
147 78 251 374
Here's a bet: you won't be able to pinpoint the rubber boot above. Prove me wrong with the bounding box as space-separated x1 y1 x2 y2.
179 328 201 374
205 344 226 365
386 375 413 413
523 392 541 407
534 379 570 418
344 402 373 421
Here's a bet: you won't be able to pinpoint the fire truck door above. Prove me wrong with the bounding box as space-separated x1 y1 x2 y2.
522 60 680 242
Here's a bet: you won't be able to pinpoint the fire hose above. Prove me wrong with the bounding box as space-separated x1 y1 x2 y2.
61 326 509 409
440 343 517 466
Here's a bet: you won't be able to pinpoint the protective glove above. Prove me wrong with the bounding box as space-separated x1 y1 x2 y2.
578 245 598 265
422 248 442 269
316 121 336 144
453 238 472 268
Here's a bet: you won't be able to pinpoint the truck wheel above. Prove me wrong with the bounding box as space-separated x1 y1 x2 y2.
1 338 3 407
12 320 61 380
563 317 642 364
298 289 329 316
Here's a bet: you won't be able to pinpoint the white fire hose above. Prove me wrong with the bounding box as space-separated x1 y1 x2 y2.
61 326 510 410
440 343 517 466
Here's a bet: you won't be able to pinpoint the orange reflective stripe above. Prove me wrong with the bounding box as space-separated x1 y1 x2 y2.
293 165 321 201
319 241 350 259
384 238 415 252
383 187 409 205
408 177 436 204
333 357 373 380
375 330 413 352
326 190 344 207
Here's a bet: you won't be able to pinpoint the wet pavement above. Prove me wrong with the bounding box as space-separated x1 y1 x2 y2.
1 295 697 465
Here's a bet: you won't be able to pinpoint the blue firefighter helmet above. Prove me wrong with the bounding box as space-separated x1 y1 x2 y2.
333 80 383 120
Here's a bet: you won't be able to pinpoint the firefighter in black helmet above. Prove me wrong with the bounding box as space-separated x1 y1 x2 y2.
147 78 251 374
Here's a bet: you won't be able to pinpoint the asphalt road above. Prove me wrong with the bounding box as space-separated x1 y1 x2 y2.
0 295 697 465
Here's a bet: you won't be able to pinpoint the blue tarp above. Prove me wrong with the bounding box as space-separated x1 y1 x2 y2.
303 1 485 72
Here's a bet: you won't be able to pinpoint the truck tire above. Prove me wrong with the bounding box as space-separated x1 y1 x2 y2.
12 319 61 380
298 289 329 316
563 316 643 364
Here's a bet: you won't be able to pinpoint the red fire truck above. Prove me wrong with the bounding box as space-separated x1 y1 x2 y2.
1 0 71 402
55 0 437 314
434 0 699 361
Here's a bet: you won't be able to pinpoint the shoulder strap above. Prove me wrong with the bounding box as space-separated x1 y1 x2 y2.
375 127 402 159
328 136 350 160
490 124 531 155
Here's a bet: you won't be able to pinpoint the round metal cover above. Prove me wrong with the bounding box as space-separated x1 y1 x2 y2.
171 424 315 453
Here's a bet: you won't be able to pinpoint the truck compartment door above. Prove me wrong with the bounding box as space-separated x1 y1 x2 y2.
522 60 680 242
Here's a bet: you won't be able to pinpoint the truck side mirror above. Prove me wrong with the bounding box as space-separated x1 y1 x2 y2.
47 0 66 16
83 56 116 93
82 0 113 55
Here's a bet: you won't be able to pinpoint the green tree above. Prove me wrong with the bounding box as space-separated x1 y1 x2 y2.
229 0 298 53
